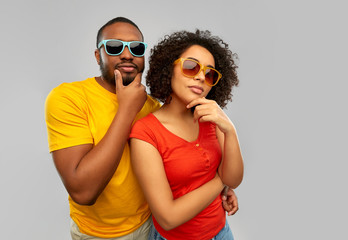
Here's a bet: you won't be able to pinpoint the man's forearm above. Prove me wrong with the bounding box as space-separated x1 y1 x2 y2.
57 109 137 205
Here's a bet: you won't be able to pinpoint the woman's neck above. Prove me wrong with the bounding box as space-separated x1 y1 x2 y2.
161 97 193 117
154 95 195 124
153 96 200 142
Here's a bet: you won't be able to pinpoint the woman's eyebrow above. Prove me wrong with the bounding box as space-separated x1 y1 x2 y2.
186 57 215 68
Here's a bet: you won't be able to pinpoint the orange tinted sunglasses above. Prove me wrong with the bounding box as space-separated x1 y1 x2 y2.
174 58 222 86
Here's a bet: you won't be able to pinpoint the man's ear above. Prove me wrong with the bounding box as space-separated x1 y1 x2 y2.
95 49 101 65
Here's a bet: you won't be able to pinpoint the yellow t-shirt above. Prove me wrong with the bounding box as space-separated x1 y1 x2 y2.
45 77 161 238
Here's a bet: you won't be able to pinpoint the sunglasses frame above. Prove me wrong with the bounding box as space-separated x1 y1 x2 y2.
98 39 148 57
174 58 222 86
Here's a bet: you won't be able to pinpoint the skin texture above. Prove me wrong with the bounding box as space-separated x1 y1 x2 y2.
130 45 243 230
51 22 147 205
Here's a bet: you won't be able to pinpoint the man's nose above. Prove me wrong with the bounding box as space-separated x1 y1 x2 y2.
120 46 133 59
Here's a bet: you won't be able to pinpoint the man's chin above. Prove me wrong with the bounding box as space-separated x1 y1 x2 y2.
122 74 135 86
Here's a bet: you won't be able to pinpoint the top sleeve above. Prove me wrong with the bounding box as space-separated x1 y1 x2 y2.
130 118 158 149
45 85 93 152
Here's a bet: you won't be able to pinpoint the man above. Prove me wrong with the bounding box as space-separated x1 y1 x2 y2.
45 17 238 240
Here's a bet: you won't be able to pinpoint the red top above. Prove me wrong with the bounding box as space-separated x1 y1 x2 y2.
130 113 225 240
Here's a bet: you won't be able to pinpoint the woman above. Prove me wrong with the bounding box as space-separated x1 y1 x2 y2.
130 30 243 240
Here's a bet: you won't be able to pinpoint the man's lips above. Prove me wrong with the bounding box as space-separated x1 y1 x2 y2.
116 64 138 73
189 86 204 94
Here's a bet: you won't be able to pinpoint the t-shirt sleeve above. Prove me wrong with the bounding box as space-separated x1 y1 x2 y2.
45 85 93 152
130 118 158 149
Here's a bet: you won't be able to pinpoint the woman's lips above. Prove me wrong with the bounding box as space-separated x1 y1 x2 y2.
189 86 204 94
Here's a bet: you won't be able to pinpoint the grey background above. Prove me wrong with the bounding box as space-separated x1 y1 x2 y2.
0 0 347 239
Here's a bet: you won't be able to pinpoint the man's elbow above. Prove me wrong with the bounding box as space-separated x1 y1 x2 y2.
69 191 98 206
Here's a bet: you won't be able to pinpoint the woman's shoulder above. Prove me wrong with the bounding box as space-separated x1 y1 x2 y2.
132 113 160 134
135 112 157 125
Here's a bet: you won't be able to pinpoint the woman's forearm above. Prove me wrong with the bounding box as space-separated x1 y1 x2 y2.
152 174 224 230
218 128 244 188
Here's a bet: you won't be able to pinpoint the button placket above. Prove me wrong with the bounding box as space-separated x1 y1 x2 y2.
193 142 210 170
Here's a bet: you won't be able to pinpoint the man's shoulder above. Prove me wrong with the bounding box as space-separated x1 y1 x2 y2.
144 95 161 110
52 78 93 94
135 96 161 122
47 78 94 100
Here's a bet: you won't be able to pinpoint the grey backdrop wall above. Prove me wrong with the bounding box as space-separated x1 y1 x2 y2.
0 0 347 239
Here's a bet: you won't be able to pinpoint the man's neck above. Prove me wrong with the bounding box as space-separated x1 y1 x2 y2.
95 76 116 94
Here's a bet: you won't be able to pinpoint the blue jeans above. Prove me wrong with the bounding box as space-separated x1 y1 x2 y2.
148 220 234 240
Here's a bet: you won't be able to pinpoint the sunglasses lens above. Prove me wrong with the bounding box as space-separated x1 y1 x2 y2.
205 69 219 86
182 60 200 76
129 42 146 56
181 59 220 86
105 40 124 55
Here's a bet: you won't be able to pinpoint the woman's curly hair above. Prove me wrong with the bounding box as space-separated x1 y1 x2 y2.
146 29 239 108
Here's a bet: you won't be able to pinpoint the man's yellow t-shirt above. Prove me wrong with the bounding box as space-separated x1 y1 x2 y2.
45 77 161 238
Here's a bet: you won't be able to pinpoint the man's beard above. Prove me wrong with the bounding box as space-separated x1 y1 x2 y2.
99 59 138 86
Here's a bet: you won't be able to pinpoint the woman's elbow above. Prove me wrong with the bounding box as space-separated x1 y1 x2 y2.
154 214 179 231
156 220 176 231
222 175 243 189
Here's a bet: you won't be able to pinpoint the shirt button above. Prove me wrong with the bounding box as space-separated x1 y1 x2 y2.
195 143 199 147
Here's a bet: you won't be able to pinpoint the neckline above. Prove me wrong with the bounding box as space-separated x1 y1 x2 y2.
149 113 201 144
91 77 117 99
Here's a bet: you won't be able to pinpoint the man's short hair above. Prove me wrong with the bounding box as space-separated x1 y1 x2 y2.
96 17 144 48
